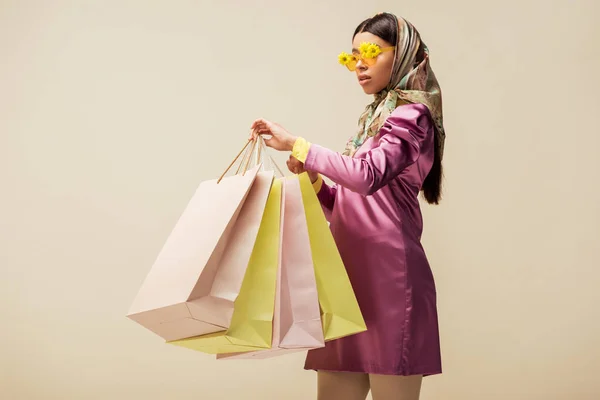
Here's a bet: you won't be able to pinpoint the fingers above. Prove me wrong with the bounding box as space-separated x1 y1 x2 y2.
251 118 273 131
262 136 274 149
250 118 265 130
248 127 259 141
250 118 290 152
249 121 272 145
250 119 273 141
286 155 305 174
286 160 302 175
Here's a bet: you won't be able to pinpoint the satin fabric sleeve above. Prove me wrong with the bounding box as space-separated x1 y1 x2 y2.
302 103 431 196
315 177 337 221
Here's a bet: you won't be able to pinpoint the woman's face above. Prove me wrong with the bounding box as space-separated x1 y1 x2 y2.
351 32 395 95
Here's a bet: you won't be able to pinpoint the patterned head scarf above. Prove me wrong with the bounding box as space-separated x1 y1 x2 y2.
343 14 446 160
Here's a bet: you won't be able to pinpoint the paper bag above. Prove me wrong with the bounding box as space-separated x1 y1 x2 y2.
217 176 324 359
188 170 274 329
127 165 264 341
168 178 284 354
298 172 367 341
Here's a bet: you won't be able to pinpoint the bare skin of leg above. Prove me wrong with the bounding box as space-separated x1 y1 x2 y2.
317 371 371 400
369 374 423 400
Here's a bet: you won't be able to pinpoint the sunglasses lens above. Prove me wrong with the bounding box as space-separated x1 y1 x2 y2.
339 53 382 72
363 57 377 67
346 59 357 71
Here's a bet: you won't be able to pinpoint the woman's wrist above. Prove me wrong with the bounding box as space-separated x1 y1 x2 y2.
310 172 323 192
286 136 298 151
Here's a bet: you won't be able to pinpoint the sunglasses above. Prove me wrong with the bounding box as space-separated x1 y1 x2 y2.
338 42 395 71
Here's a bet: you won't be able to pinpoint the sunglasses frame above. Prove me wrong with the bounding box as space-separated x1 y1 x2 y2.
339 44 396 71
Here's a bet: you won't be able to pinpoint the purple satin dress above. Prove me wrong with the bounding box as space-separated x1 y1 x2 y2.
302 103 442 376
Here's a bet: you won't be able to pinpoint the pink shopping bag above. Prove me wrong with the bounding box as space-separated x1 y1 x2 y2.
127 160 275 341
217 175 324 359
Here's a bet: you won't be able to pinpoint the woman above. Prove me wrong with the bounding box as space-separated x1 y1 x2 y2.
252 12 445 400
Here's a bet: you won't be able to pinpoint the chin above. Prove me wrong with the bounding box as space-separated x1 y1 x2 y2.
361 86 376 95
360 83 384 96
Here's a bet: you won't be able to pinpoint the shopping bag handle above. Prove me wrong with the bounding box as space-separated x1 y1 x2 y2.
217 137 253 184
256 136 285 178
234 134 284 178
217 132 285 184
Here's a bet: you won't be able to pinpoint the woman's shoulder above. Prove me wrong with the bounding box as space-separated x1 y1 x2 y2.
383 102 433 135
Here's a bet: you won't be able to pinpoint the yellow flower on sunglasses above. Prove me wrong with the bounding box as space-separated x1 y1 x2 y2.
338 52 353 65
359 42 386 59
366 44 382 58
338 42 395 71
358 42 371 55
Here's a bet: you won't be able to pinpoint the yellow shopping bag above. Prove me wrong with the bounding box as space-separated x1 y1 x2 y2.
168 178 283 354
298 173 367 341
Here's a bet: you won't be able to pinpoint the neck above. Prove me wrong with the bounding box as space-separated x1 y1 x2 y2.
373 90 388 103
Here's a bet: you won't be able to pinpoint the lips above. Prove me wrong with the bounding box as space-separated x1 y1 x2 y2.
358 74 371 86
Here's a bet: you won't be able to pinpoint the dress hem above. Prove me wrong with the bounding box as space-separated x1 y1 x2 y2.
303 363 442 377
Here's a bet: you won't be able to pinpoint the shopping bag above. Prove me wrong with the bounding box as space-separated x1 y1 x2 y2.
298 172 367 341
190 170 274 329
126 162 263 341
168 177 284 354
187 140 276 330
217 175 324 359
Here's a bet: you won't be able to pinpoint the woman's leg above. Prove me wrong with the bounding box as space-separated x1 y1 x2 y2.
369 374 423 400
317 371 370 400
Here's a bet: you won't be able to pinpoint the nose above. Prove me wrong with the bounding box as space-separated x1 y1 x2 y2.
356 59 368 71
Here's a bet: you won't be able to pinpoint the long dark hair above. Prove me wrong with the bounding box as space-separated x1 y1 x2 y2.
354 13 443 205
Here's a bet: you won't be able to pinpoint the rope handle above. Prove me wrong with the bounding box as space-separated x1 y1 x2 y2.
258 136 285 178
217 131 285 183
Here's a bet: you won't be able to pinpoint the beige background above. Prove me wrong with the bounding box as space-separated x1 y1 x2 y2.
1 0 599 399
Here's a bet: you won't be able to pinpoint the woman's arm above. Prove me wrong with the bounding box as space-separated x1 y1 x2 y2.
293 103 432 196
